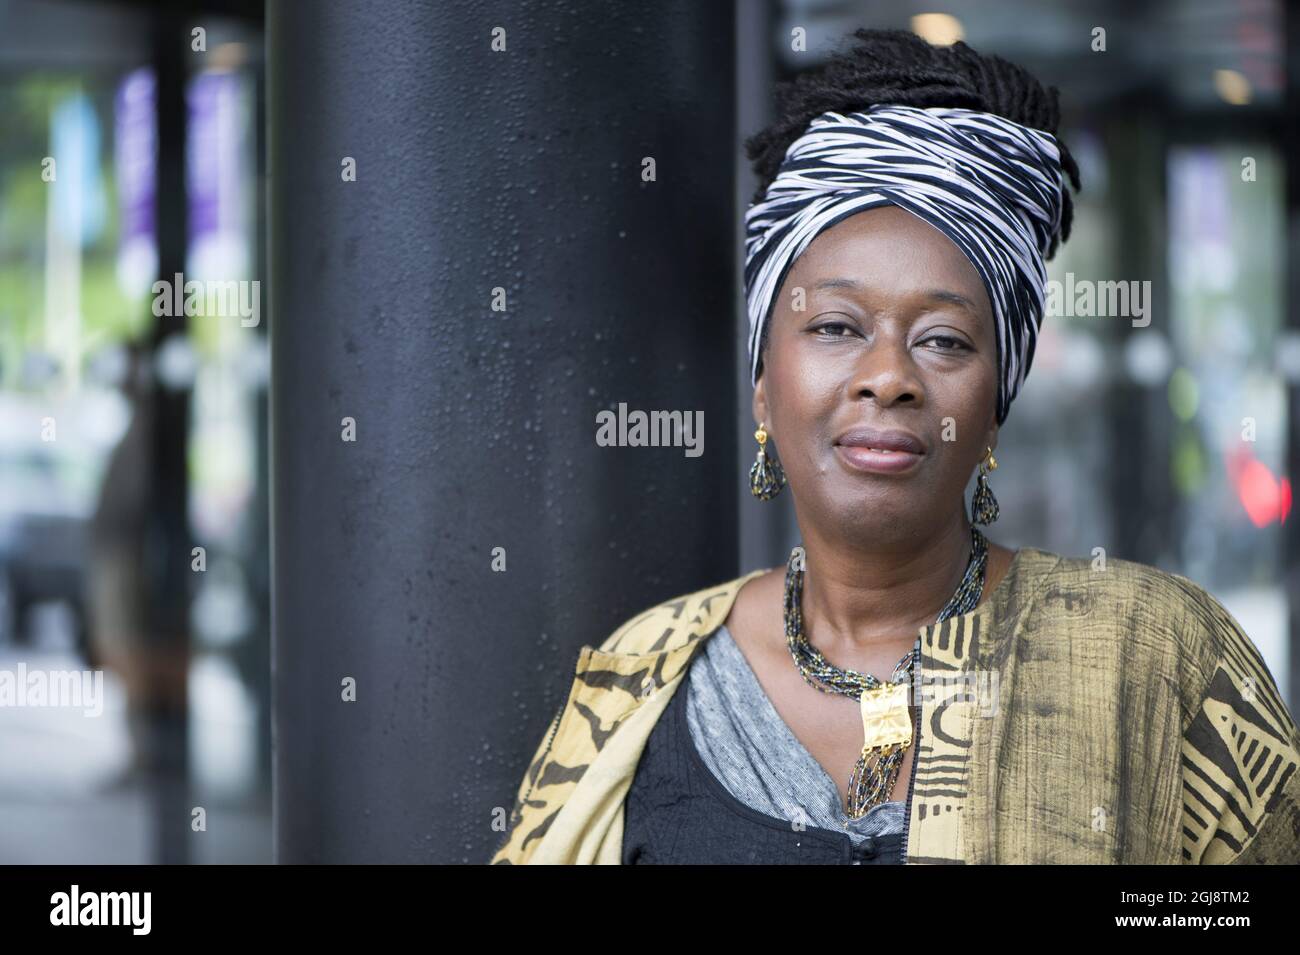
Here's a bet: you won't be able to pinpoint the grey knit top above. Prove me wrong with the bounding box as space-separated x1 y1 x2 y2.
683 623 908 843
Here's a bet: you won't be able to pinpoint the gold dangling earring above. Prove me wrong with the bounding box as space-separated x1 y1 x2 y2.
971 445 1000 525
749 423 787 500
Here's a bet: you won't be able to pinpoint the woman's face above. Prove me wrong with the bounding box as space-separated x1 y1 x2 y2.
753 204 1000 545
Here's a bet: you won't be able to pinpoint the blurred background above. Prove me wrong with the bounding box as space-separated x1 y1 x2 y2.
0 0 1296 863
0 0 267 862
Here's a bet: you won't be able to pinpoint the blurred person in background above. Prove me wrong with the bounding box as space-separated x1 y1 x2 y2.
84 338 182 781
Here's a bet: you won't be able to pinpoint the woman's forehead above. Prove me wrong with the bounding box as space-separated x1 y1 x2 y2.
787 207 991 312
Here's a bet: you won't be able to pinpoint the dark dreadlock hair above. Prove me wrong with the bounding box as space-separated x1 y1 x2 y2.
745 27 1082 366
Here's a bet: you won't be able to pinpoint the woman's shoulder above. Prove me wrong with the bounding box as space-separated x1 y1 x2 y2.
1021 546 1238 620
1016 545 1268 683
594 568 771 657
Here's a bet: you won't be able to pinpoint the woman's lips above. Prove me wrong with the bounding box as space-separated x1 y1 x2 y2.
834 443 923 474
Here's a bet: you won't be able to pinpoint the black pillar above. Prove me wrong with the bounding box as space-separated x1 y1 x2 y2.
269 0 737 862
147 11 193 866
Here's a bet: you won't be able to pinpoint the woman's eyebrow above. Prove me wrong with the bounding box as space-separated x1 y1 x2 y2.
925 289 980 315
813 277 862 292
813 278 978 315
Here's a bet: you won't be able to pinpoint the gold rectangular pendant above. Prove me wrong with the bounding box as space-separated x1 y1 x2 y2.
859 682 912 750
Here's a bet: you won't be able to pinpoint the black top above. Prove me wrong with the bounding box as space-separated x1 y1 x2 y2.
621 660 905 864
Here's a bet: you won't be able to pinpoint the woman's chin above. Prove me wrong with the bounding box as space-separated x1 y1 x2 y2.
828 497 926 541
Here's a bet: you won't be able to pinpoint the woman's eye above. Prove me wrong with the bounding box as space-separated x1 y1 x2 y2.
923 335 969 351
814 321 854 337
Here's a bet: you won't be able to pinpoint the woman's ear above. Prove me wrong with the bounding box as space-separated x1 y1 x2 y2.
974 424 998 470
983 407 999 455
752 375 769 432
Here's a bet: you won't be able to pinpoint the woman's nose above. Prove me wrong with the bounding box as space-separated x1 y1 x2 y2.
849 338 924 407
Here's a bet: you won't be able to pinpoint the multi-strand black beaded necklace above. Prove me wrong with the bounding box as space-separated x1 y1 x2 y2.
783 526 990 818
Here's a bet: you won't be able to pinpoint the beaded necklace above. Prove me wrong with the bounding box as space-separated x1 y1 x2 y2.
783 526 989 818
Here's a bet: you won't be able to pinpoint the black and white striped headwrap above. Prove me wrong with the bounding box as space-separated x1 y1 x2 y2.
743 104 1066 425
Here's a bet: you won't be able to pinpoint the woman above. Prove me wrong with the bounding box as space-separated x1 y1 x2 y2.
491 29 1300 864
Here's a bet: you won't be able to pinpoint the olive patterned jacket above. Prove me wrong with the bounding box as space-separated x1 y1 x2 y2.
491 547 1300 864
